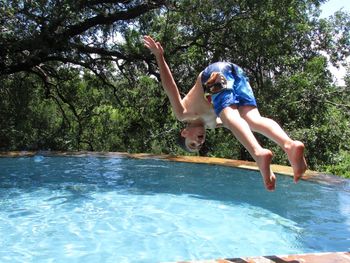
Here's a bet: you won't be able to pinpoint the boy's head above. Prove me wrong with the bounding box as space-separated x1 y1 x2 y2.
177 123 206 152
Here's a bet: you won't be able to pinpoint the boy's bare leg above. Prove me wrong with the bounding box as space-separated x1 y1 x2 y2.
240 106 307 182
220 106 276 191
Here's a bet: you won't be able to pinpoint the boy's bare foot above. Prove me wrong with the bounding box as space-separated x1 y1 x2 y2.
256 149 276 191
286 141 307 183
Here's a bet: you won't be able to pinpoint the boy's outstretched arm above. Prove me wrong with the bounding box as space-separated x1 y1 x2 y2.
143 35 187 121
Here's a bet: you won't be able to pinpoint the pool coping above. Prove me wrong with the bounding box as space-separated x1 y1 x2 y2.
0 150 346 184
1 151 349 263
165 251 350 263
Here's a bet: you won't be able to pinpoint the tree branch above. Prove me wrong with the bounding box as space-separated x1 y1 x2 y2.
1 0 166 76
62 1 165 38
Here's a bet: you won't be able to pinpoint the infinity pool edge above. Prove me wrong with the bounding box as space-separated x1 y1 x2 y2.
0 150 334 181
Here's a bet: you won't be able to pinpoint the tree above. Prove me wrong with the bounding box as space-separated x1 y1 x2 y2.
1 0 350 177
0 0 165 83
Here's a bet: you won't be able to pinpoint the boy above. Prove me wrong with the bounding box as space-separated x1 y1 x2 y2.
143 35 307 191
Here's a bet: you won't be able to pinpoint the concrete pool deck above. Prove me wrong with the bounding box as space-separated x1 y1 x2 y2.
1 151 349 263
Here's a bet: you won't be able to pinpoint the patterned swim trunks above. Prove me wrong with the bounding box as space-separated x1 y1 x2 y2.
201 62 257 116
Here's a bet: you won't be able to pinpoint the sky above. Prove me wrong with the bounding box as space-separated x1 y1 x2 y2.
320 0 349 86
320 0 350 18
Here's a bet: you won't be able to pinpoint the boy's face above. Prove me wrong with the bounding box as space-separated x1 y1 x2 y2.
181 126 206 152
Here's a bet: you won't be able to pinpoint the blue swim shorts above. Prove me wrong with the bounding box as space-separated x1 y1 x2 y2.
201 62 257 116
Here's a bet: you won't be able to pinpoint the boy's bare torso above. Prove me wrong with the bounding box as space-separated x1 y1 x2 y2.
181 74 218 129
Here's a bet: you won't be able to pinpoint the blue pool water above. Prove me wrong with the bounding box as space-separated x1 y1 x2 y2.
0 156 349 263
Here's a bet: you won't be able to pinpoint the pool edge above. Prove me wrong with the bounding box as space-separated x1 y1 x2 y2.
0 150 326 179
163 251 350 263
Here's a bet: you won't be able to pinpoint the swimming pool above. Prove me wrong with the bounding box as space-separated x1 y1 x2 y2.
0 155 349 262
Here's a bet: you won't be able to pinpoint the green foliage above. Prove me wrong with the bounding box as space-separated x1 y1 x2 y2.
1 0 350 177
323 150 350 178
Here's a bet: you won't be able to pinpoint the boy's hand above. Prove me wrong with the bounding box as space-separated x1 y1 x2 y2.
143 35 164 57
